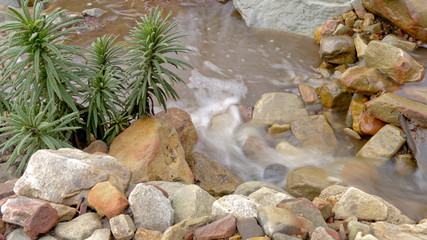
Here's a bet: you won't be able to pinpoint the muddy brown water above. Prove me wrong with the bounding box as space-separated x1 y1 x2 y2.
52 0 427 221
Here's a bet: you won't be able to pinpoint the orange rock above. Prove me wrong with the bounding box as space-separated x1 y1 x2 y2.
360 111 386 135
88 181 128 219
350 97 368 134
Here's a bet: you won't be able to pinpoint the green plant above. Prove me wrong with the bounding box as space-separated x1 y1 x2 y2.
103 112 129 145
0 0 87 113
83 34 126 141
0 100 79 173
125 7 192 118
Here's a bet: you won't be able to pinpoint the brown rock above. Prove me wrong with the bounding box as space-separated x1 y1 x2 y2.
402 86 427 104
314 19 340 43
277 198 327 229
340 66 393 95
157 108 198 158
0 182 14 200
320 36 356 64
194 214 236 240
299 84 318 105
49 203 77 222
24 203 59 239
83 140 108 154
285 166 332 201
133 228 163 240
109 116 194 184
382 34 417 52
360 111 386 135
354 5 368 19
88 181 128 219
319 80 352 111
312 197 332 220
350 97 368 134
0 217 4 235
236 217 264 239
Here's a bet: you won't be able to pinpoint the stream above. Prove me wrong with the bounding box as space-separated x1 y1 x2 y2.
52 0 427 221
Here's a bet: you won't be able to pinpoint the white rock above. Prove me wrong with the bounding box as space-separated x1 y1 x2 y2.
248 187 294 207
110 214 136 240
212 194 260 219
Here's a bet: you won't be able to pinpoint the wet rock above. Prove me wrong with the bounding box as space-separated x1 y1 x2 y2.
319 80 352 111
212 194 260 220
344 127 362 139
291 115 337 152
365 93 427 127
341 66 393 95
251 92 308 125
298 84 318 105
52 12 83 29
268 124 291 134
315 19 340 43
354 34 368 58
360 111 386 135
83 140 108 154
382 34 417 52
276 141 304 156
351 97 368 134
157 108 198 158
110 214 136 240
88 181 128 219
356 124 406 161
54 212 102 240
13 148 131 206
128 184 173 232
232 0 360 37
320 36 356 64
171 184 215 223
348 221 371 240
237 217 265 239
248 187 294 207
109 117 193 184
234 181 286 196
277 198 328 228
365 41 425 83
362 0 427 42
6 229 31 240
161 215 214 240
401 86 427 104
371 219 427 240
82 8 106 18
85 228 112 240
263 164 289 185
133 228 162 240
257 206 301 236
285 166 332 200
187 152 241 196
395 154 417 176
311 227 335 240
194 214 236 240
1 196 58 238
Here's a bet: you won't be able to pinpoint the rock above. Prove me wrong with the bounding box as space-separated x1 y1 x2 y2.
356 124 406 160
13 148 131 206
212 194 260 220
234 181 286 196
143 181 187 199
52 12 83 29
187 152 241 197
272 233 301 240
257 206 301 236
355 233 379 240
342 10 357 27
161 215 214 240
333 23 352 36
401 86 427 104
365 93 427 127
315 19 340 43
268 124 291 134
312 198 333 220
0 182 14 199
109 117 194 184
382 35 417 52
363 22 382 34
320 36 356 64
354 5 368 18
110 214 136 240
171 184 216 223
248 187 294 207
0 217 4 235
348 221 371 240
362 0 427 42
277 198 328 228
340 66 393 95
285 166 332 200
263 164 289 186
54 212 103 240
194 214 236 240
49 203 77 222
299 84 318 105
395 154 417 176
371 220 427 240
354 34 368 58
85 228 112 240
290 115 337 152
83 140 108 154
82 8 106 18
351 97 368 134
276 142 304 156
237 217 265 239
6 229 31 240
0 162 19 183
232 0 361 37
128 184 174 232
133 228 162 240
360 111 386 135
251 92 308 125
38 236 57 240
365 41 425 83
318 185 349 206
311 227 335 240
319 80 352 111
1 196 58 238
157 108 198 158
344 127 362 139
88 181 128 219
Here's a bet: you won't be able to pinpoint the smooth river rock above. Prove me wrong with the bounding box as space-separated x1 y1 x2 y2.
248 187 294 207
285 166 332 200
319 80 352 111
381 34 417 52
257 206 301 236
212 194 260 220
320 36 357 64
13 148 131 206
54 212 103 240
340 66 393 95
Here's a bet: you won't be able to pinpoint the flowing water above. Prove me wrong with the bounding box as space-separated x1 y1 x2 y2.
52 0 427 221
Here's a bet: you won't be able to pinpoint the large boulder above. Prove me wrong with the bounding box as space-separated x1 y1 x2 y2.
232 0 361 37
13 148 131 206
109 117 194 184
340 66 393 95
365 41 425 84
251 92 308 125
362 0 427 42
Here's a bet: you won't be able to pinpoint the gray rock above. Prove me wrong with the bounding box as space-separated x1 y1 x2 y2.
84 228 112 240
129 184 174 232
381 34 417 52
348 221 371 240
285 166 332 200
110 214 136 240
311 227 335 240
234 181 286 196
212 194 260 220
6 229 31 240
54 212 103 240
144 181 187 199
171 184 216 223
257 206 301 236
39 236 57 240
232 0 361 37
236 217 265 239
356 124 406 161
371 219 427 240
251 92 308 125
277 198 327 228
14 148 131 206
320 35 357 64
248 187 294 207
82 8 106 18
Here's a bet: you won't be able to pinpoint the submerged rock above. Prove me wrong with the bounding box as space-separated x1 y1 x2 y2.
360 111 386 135
320 36 357 64
285 166 332 200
